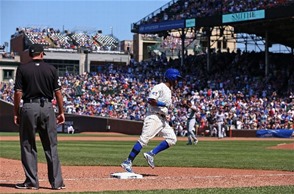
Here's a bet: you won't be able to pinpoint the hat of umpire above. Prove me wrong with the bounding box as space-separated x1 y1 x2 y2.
29 44 46 57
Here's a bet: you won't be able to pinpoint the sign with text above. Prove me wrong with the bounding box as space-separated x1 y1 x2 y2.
139 20 185 33
185 18 196 28
222 10 265 23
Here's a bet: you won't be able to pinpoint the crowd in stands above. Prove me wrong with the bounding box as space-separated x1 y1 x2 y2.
1 50 293 134
1 52 15 59
22 27 51 45
0 45 15 59
222 0 291 14
159 32 195 54
47 28 73 49
141 31 196 58
138 0 293 25
2 0 293 135
14 27 119 52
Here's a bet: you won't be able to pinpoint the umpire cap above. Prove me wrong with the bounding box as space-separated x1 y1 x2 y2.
164 68 182 81
29 44 46 57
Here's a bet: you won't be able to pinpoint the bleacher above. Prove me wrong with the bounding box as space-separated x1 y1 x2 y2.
15 27 120 53
48 31 72 49
93 33 119 51
71 32 95 48
23 27 50 46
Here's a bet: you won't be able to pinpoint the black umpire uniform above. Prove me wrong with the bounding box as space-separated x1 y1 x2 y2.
13 44 65 190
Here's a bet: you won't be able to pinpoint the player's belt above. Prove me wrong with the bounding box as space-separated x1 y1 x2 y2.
23 98 50 103
23 98 51 107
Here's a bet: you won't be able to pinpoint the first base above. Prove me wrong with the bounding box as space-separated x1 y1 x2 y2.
111 172 143 179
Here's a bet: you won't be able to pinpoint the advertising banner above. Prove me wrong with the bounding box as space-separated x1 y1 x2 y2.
222 10 265 23
256 129 294 138
139 20 185 33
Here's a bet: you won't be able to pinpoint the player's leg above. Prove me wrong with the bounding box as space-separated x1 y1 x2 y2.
121 141 141 172
186 119 192 145
39 102 64 189
222 124 227 137
144 120 177 168
209 124 213 136
16 103 40 189
121 114 163 172
188 119 198 144
218 122 224 138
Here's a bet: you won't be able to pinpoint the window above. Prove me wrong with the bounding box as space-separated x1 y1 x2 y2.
3 69 14 80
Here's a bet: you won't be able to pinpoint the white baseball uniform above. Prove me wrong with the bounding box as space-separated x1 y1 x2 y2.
186 103 198 143
138 83 177 147
215 111 225 138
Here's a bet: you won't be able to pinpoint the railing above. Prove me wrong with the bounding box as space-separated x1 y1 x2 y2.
131 0 179 31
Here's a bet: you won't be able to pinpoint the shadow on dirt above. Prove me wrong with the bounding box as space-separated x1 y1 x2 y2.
142 173 158 177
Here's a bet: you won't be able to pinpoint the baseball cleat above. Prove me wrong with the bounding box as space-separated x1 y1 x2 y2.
194 139 199 145
143 152 155 169
15 183 38 190
121 159 133 173
52 184 66 190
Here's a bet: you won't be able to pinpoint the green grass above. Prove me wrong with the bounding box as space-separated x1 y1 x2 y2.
1 134 293 193
0 132 20 136
0 138 293 171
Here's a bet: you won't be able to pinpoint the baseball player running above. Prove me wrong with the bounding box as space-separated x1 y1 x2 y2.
184 100 199 145
121 68 183 173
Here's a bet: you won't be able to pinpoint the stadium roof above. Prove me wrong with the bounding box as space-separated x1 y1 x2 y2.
132 1 294 49
233 16 294 49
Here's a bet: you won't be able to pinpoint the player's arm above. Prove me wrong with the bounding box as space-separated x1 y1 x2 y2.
13 67 23 126
148 98 166 107
55 89 65 125
13 90 22 126
53 70 65 125
147 85 166 107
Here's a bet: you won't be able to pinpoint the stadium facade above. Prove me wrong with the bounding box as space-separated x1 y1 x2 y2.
0 0 293 83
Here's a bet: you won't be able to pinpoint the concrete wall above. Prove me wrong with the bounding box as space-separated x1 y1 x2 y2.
62 114 142 135
0 100 17 132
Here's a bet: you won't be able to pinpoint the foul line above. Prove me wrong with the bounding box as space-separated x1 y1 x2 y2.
1 173 293 182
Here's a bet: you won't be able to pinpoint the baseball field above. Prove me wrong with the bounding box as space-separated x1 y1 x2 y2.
0 132 293 193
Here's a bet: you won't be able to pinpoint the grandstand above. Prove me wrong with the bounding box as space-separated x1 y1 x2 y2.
1 27 130 80
1 0 293 82
131 0 294 67
0 0 293 132
0 0 294 82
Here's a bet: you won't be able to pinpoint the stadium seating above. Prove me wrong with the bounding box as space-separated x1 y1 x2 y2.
1 51 293 131
14 27 119 52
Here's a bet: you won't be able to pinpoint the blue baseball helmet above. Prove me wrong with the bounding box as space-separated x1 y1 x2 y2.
164 68 182 81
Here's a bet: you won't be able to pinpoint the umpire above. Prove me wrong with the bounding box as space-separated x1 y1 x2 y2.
13 44 65 190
